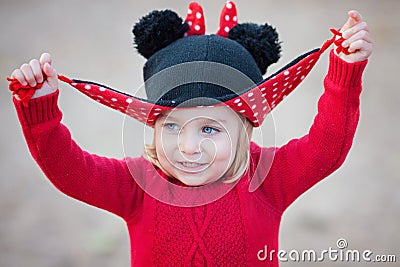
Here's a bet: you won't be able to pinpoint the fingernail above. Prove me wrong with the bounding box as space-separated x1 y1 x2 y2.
343 30 353 39
342 40 349 47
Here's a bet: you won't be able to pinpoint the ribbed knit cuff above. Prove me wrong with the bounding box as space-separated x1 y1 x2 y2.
327 50 368 89
13 90 62 126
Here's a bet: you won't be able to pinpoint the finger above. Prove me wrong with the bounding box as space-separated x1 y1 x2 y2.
342 30 373 48
11 69 28 86
39 52 52 68
43 62 58 89
347 39 373 54
348 10 362 23
43 62 57 78
29 59 43 84
20 63 37 87
341 10 362 33
342 21 369 39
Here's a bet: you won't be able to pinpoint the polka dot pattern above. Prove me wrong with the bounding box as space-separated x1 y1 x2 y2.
221 50 322 126
216 1 238 38
58 41 325 128
60 78 172 126
185 2 205 36
8 26 343 129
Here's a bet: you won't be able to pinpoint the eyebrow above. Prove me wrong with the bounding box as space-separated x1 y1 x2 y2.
159 113 227 124
199 117 227 125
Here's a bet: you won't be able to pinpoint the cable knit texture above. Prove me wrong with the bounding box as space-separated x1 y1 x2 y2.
13 51 367 266
152 189 246 266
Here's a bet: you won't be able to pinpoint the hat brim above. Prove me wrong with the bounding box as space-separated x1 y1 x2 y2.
58 39 331 127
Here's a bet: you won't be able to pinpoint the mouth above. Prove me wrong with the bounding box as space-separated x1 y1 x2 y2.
176 161 209 173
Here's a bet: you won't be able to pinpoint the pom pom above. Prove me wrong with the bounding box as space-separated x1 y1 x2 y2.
228 23 281 75
133 10 189 59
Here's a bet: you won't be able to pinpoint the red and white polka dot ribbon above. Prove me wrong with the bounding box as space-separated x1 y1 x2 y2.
7 1 346 128
185 1 238 37
7 37 338 127
185 2 205 36
216 1 238 37
7 45 325 128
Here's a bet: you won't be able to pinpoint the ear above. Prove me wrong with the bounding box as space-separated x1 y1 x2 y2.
132 10 189 59
216 1 238 37
228 23 281 75
185 2 206 36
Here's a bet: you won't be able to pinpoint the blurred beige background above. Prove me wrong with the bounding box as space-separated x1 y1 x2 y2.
0 0 398 266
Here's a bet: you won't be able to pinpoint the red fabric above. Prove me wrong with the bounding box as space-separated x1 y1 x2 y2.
7 75 73 107
12 51 367 266
216 1 238 37
185 2 206 36
6 46 326 128
7 30 346 128
7 77 41 107
330 28 351 55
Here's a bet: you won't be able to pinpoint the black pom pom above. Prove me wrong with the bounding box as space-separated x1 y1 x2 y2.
228 23 281 75
133 10 189 59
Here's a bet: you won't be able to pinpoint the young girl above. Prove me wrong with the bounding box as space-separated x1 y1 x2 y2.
9 2 372 266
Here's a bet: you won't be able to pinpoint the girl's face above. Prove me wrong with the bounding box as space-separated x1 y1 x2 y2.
154 106 243 186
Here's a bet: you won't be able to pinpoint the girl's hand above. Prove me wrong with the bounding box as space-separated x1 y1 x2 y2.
336 10 373 63
10 53 58 99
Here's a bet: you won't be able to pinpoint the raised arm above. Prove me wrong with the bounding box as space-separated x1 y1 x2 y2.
10 53 143 220
258 11 372 212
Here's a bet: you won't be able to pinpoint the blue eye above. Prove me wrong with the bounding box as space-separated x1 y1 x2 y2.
164 123 179 131
202 126 219 135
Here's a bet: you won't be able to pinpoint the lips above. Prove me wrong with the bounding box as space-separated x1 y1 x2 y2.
176 161 209 173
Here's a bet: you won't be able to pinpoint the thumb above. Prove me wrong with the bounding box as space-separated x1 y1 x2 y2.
341 10 362 32
43 62 58 90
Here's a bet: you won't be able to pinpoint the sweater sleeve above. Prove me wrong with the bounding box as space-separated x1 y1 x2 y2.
258 50 368 212
13 90 143 220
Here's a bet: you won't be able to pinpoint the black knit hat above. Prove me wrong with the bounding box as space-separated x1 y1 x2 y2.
48 1 338 127
142 34 264 107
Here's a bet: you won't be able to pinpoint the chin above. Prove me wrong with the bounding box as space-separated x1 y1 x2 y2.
179 177 208 187
176 174 219 187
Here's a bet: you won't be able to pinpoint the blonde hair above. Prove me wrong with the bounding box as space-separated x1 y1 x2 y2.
144 113 253 183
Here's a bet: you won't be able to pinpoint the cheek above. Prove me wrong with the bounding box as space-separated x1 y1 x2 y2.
155 131 177 160
212 134 237 163
155 140 173 172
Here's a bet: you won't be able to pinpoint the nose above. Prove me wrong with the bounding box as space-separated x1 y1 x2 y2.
178 129 201 156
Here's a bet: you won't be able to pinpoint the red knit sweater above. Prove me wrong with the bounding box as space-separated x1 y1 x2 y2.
13 51 367 266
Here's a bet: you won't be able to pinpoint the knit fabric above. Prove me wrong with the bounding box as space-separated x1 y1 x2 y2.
13 51 367 266
152 189 246 266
